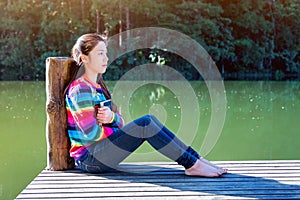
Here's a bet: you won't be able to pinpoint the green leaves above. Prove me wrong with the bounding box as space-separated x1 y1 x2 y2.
0 0 298 80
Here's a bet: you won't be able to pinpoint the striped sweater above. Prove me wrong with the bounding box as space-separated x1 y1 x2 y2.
65 76 124 160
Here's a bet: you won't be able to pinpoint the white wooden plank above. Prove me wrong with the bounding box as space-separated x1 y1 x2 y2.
16 189 300 199
20 184 300 194
21 180 300 192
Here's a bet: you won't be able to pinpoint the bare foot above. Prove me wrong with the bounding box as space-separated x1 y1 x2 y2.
185 159 226 177
200 157 228 173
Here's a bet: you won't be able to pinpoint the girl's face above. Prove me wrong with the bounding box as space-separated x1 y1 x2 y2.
85 41 109 74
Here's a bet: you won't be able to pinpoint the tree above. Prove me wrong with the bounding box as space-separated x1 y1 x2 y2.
272 0 300 75
33 0 94 80
0 0 43 80
0 0 298 80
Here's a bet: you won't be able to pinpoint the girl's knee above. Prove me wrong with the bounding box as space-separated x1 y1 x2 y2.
145 114 159 125
134 114 157 126
146 114 158 121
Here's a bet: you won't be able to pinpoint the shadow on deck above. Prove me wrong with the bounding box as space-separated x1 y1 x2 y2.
17 160 300 199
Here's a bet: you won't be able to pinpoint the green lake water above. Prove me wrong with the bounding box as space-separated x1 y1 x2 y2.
1 81 300 199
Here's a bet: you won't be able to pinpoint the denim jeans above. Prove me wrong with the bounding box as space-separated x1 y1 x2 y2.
76 114 200 173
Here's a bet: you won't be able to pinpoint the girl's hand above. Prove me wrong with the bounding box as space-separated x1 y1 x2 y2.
97 106 113 124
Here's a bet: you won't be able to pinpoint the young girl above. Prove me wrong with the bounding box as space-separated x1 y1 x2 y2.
65 33 227 177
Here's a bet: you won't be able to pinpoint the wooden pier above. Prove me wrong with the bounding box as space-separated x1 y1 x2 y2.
16 160 300 199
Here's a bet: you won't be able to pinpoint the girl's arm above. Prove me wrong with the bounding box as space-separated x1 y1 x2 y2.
66 85 104 145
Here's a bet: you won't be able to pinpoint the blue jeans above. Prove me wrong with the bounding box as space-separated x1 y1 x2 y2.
76 114 200 173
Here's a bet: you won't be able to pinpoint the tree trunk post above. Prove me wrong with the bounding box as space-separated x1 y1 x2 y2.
45 57 79 170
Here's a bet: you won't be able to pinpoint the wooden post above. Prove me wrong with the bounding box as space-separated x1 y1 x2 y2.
45 57 79 170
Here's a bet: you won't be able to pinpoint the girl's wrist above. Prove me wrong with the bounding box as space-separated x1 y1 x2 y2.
108 111 115 123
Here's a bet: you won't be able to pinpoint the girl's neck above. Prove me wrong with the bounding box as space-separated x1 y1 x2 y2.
83 73 100 88
83 71 98 85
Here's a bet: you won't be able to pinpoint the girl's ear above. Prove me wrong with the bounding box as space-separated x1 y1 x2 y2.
80 55 88 64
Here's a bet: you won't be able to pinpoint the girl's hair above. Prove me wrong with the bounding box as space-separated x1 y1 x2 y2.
66 33 118 112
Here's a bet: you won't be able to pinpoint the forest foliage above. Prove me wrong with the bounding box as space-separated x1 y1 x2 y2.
0 0 299 81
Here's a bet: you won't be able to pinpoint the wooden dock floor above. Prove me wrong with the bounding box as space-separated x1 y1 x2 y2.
16 160 300 199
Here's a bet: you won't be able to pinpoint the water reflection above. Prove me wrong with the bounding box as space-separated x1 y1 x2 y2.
1 81 45 121
0 81 300 199
116 81 300 161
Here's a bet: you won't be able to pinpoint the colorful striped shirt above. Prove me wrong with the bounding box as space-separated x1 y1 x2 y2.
65 76 124 160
